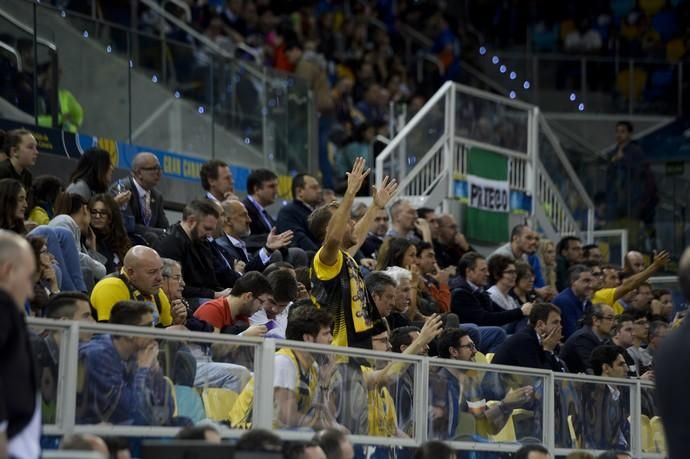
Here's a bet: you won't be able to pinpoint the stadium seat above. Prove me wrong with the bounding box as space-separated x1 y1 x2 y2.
163 376 178 417
616 68 648 101
175 385 206 424
640 414 654 452
567 414 582 448
485 353 495 363
651 416 666 453
640 0 665 17
486 400 518 442
202 388 239 422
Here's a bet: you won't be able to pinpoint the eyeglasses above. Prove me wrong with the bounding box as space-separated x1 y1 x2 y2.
90 209 109 217
139 165 162 172
503 269 517 275
457 342 477 351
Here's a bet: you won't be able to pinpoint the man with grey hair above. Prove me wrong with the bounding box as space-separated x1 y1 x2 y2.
158 257 251 392
386 199 431 242
0 231 40 459
365 271 397 319
112 152 169 244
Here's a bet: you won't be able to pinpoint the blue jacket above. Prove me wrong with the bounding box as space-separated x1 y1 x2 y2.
552 288 592 339
77 334 172 425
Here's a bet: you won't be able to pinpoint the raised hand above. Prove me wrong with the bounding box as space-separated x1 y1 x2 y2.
652 250 670 268
372 176 398 209
418 313 443 344
266 228 294 251
345 157 370 195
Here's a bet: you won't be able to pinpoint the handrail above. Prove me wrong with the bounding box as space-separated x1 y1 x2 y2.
139 0 264 79
0 6 58 52
161 0 191 23
27 316 662 457
538 115 595 210
461 60 511 95
375 80 453 189
0 40 22 71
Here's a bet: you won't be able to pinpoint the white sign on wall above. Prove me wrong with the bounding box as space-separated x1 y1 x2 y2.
467 175 510 213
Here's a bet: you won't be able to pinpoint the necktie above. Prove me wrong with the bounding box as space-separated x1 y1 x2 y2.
261 209 274 230
236 239 250 262
142 192 152 226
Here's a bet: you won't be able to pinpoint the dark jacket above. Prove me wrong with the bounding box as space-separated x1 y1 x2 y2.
360 233 383 259
559 325 605 374
0 159 32 196
242 196 273 236
555 255 572 292
655 316 690 459
552 287 592 339
433 239 471 269
275 200 319 252
450 277 524 326
0 289 39 440
215 234 270 273
154 223 225 299
493 327 568 372
111 177 169 241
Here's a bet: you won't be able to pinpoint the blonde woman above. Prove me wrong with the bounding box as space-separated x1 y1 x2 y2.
538 239 557 291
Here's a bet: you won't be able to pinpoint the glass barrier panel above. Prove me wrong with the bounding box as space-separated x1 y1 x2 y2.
428 360 545 446
378 92 445 188
553 377 632 451
75 328 255 430
455 89 528 154
0 0 41 124
641 384 665 455
285 74 311 174
28 323 67 427
34 4 132 142
272 345 421 439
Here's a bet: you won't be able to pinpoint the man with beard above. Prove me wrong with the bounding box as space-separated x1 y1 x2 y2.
155 200 232 304
216 199 293 278
307 158 398 349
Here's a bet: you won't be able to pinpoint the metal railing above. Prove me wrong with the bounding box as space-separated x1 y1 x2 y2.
375 81 595 242
29 317 664 457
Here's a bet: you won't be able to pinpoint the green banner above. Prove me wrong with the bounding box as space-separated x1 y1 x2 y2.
464 147 510 243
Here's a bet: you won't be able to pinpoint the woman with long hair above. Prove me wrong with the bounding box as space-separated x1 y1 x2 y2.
538 239 558 291
29 175 65 225
0 178 86 291
26 235 60 315
376 237 417 271
51 192 107 289
66 147 130 206
89 193 131 272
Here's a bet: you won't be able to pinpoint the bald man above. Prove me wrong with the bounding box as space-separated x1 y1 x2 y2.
90 245 185 326
111 152 169 244
215 199 293 274
0 231 40 459
624 251 645 274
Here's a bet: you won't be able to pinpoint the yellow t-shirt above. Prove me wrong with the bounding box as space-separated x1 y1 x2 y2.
592 288 625 315
90 275 172 326
310 248 377 348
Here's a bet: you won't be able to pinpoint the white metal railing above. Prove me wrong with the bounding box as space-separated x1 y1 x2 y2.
375 81 594 241
29 318 664 457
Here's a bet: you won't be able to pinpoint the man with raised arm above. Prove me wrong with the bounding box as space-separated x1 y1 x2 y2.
308 157 398 348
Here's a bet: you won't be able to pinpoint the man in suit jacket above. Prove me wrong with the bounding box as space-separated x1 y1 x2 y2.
241 168 278 251
112 152 169 244
493 302 568 372
200 159 238 204
552 264 596 339
560 304 615 374
216 200 293 275
276 173 322 252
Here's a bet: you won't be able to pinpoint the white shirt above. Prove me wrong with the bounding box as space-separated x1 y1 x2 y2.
250 303 291 339
7 395 41 459
246 195 274 230
487 285 520 310
206 191 221 204
274 354 298 391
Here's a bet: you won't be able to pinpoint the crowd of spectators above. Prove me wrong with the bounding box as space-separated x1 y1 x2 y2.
0 125 685 457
